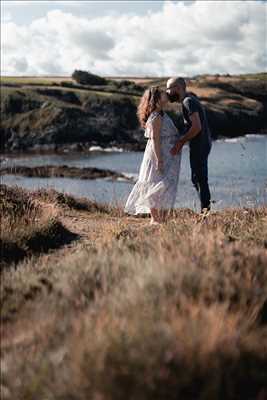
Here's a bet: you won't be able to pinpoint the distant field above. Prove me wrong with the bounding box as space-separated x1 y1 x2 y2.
0 76 148 86
1 72 266 87
0 76 73 85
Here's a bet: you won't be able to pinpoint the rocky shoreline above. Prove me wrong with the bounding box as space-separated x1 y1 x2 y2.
0 165 134 181
1 74 266 153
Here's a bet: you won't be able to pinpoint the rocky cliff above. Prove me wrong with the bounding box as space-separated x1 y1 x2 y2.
1 74 266 153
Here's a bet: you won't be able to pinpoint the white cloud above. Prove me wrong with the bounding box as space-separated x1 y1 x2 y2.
1 0 266 76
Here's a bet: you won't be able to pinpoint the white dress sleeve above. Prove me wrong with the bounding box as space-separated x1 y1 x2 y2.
144 111 161 138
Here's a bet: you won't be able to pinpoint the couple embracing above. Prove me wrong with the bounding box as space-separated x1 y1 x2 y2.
124 77 212 224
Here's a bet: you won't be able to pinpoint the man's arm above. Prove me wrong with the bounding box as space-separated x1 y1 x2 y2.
170 112 201 155
180 111 201 144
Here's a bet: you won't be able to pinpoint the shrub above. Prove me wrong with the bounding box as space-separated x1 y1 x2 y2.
71 70 107 86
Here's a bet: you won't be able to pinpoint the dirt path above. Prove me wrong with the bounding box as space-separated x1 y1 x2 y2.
29 204 147 268
1 205 150 354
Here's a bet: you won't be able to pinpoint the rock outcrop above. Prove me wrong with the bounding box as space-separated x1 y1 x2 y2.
72 70 107 86
0 165 133 181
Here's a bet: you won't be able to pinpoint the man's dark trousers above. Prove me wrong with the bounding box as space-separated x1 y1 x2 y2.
189 145 211 211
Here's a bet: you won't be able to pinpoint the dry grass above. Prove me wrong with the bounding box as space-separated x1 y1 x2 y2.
0 185 78 268
1 185 267 400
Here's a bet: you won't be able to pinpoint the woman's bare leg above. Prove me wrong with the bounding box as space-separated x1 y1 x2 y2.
160 209 169 223
150 208 161 224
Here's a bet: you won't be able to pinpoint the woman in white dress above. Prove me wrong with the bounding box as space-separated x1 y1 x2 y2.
124 86 182 224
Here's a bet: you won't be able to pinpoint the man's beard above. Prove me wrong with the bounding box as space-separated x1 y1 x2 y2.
167 93 180 103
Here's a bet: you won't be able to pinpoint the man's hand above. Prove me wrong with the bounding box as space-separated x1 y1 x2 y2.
170 140 184 156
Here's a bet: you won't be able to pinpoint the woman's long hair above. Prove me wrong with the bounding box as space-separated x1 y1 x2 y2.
137 86 162 128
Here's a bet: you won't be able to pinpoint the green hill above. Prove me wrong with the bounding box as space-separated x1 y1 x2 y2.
1 73 267 153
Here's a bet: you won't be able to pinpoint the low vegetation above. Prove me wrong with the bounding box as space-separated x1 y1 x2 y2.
0 185 79 268
1 184 267 399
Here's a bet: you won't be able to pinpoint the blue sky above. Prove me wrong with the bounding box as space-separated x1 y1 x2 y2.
1 0 266 76
2 1 167 24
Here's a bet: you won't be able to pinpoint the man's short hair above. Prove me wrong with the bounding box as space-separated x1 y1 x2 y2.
176 77 186 89
167 76 186 90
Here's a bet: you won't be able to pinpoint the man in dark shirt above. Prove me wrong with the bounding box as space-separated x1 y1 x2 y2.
166 77 212 212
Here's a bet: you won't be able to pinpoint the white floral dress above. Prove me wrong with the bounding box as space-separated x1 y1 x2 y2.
124 111 182 215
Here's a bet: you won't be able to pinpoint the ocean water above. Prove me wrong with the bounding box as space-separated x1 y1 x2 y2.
1 134 266 211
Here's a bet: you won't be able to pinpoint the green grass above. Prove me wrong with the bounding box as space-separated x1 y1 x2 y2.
236 72 267 81
0 82 141 108
0 76 72 85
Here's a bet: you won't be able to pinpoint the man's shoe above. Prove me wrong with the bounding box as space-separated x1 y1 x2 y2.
200 206 211 215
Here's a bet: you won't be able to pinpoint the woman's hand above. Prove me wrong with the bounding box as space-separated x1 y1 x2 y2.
156 158 164 174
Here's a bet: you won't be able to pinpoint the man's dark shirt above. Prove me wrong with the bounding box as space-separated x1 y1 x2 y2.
182 93 212 155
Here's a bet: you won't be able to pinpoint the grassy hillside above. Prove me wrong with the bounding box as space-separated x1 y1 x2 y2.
0 78 144 152
1 73 267 153
1 184 267 399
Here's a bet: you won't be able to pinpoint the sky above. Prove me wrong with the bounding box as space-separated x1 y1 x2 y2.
1 0 266 77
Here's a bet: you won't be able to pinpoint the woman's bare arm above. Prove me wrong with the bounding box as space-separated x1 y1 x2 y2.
150 115 162 171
